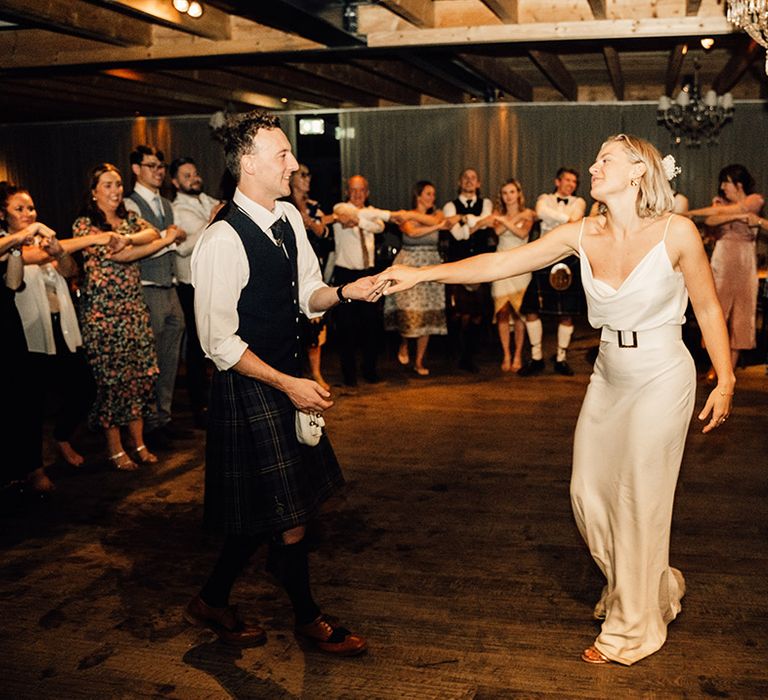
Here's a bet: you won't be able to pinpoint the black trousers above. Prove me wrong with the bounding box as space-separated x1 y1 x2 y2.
25 314 96 471
332 266 381 384
177 282 209 413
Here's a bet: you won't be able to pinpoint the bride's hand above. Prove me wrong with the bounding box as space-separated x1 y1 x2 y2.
374 265 423 294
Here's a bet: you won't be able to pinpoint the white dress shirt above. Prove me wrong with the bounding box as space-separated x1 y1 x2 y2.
191 189 326 371
172 190 220 284
331 205 390 270
535 193 586 235
443 196 493 240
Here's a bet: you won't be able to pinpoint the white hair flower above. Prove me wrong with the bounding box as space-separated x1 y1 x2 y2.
209 110 226 131
661 154 682 181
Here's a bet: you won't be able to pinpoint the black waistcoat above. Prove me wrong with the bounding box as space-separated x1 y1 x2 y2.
214 202 301 376
444 197 486 262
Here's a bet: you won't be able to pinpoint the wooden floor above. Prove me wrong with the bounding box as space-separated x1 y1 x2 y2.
2 327 767 699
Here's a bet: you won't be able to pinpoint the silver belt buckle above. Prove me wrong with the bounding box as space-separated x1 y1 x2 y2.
617 330 638 348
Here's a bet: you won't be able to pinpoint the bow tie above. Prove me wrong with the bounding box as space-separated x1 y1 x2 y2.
557 197 569 204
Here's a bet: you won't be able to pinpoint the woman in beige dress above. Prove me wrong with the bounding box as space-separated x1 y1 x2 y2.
377 134 733 665
489 179 535 371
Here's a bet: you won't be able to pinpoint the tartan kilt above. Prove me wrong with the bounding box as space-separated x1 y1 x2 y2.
519 255 586 317
204 369 344 535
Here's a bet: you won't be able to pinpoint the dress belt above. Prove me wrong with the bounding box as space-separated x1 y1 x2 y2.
600 325 682 348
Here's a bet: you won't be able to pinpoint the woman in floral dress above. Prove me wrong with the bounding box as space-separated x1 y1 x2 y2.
74 163 180 471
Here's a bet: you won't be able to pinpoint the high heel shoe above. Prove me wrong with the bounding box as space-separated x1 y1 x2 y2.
133 445 158 464
110 451 138 471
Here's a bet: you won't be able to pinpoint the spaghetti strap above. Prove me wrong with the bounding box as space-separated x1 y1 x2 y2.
662 214 674 242
578 217 587 248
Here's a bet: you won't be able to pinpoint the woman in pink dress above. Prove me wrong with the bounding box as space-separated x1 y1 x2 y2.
687 165 764 377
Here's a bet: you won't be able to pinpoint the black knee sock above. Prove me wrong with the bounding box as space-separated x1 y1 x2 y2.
199 534 262 609
269 539 321 626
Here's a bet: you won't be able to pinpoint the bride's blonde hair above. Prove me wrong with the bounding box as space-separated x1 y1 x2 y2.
603 134 674 218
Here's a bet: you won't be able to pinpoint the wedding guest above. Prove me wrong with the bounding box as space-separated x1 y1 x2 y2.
490 179 536 372
384 180 458 376
1 183 125 488
288 164 334 390
686 164 764 378
74 163 180 471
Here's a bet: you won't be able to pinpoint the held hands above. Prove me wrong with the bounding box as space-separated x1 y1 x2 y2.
374 264 422 295
342 274 389 302
284 376 333 413
40 236 65 259
698 387 733 434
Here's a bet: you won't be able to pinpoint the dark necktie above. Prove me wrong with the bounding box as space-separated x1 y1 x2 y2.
466 199 475 209
557 197 569 204
270 216 292 248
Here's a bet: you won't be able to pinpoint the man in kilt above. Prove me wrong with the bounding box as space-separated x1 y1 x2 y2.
187 111 380 655
518 167 587 376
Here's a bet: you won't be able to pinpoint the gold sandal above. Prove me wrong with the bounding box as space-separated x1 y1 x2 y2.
133 445 158 464
109 451 138 471
581 646 612 664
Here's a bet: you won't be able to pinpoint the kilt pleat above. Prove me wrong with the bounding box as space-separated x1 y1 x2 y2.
204 370 344 535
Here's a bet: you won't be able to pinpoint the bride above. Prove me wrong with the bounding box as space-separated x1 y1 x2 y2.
376 134 733 665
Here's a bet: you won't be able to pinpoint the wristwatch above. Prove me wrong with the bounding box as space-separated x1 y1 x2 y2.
10 247 21 257
336 283 352 304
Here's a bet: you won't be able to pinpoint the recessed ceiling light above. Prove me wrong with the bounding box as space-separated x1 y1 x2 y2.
187 1 203 18
700 37 715 50
173 0 190 12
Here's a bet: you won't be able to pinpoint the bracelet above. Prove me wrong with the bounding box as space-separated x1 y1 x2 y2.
10 247 21 257
336 283 351 304
718 389 734 396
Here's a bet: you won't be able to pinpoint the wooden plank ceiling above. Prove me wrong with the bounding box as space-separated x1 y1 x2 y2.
0 0 765 123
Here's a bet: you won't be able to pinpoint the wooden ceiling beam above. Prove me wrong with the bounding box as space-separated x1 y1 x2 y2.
476 0 518 23
287 62 422 104
175 67 336 108
0 22 320 71
377 0 435 28
0 0 151 47
664 43 686 95
713 40 762 94
586 0 606 20
350 58 465 102
602 46 624 100
94 0 231 41
367 16 735 47
457 54 532 101
231 65 378 107
100 69 279 110
529 50 577 100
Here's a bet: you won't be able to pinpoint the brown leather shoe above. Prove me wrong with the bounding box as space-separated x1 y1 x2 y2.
184 595 266 646
295 614 367 656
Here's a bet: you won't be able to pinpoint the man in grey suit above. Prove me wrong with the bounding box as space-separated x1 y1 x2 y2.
125 144 190 445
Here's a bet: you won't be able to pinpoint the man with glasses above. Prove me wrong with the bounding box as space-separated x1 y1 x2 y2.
126 144 190 446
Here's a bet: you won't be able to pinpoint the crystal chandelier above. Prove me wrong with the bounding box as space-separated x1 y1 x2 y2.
726 0 768 74
657 60 734 147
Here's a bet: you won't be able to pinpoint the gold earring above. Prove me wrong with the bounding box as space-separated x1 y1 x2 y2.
630 177 639 187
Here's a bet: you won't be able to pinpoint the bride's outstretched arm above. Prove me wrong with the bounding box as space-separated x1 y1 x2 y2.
378 220 580 293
